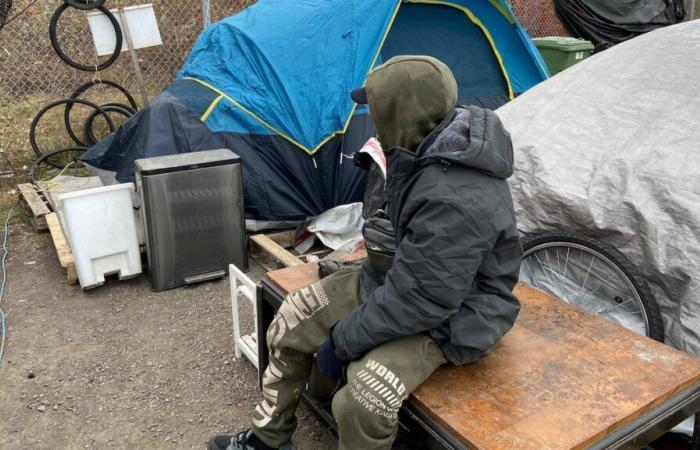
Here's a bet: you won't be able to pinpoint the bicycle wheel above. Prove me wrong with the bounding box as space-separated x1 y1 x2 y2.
29 147 87 184
520 232 664 341
82 103 133 147
49 3 122 72
30 98 115 167
64 79 138 146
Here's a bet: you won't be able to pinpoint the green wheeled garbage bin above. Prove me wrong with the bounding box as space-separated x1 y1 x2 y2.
533 37 594 76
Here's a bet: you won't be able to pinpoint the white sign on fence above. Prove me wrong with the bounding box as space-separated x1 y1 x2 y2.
87 4 162 57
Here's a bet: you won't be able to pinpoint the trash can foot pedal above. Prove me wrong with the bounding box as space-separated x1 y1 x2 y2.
184 270 226 285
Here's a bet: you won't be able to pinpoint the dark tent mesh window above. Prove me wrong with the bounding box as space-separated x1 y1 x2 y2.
381 3 510 109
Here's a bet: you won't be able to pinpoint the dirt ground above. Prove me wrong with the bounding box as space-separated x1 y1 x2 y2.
0 225 336 450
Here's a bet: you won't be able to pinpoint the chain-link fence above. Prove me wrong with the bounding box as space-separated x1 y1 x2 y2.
508 0 570 37
0 0 252 102
0 0 251 197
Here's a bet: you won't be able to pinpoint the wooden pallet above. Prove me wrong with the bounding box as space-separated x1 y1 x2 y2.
45 213 78 285
17 183 50 232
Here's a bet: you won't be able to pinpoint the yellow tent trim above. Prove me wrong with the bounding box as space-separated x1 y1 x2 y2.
407 0 515 100
183 1 402 156
185 77 309 152
487 0 516 24
313 0 403 152
200 94 223 121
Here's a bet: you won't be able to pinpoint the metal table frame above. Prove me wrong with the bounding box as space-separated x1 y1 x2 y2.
257 278 700 450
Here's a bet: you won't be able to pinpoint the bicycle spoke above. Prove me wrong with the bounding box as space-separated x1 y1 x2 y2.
544 249 562 293
562 247 570 281
522 259 542 290
555 247 562 280
534 252 560 294
580 268 624 301
612 296 643 314
573 251 596 304
576 259 639 318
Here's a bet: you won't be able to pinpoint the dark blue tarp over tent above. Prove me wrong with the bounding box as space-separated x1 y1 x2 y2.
81 0 548 227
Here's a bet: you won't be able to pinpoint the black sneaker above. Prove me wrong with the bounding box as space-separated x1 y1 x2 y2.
207 429 293 450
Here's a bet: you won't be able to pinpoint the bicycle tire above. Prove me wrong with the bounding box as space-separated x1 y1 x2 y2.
103 102 137 116
49 3 122 72
30 98 114 168
64 79 137 146
63 0 105 11
521 232 664 341
30 147 87 183
0 0 12 29
82 103 132 147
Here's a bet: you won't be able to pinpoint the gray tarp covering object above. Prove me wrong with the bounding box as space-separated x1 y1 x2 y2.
497 20 700 355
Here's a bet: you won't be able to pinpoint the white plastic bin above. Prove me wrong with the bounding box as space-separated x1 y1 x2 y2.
56 183 142 289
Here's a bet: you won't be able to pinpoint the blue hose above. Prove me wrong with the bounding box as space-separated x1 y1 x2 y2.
0 200 17 368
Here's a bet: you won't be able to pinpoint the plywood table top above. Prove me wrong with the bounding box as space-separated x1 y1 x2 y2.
264 261 700 450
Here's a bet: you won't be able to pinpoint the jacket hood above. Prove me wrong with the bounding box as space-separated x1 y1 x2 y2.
365 55 458 151
419 106 514 179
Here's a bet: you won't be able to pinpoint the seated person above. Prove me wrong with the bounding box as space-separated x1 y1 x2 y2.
209 55 522 450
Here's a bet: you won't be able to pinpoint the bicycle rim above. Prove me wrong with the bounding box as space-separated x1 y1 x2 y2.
520 241 650 336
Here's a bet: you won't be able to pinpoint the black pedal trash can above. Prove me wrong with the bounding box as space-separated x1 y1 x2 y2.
135 149 248 291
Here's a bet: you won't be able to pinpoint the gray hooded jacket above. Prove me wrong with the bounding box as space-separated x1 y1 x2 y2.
332 106 522 365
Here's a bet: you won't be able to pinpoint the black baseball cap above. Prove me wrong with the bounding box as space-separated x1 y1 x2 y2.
350 87 368 104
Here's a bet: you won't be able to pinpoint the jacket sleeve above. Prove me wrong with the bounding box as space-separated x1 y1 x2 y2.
331 194 497 361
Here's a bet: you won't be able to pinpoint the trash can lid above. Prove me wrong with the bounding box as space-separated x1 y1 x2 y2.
532 36 595 52
135 149 241 175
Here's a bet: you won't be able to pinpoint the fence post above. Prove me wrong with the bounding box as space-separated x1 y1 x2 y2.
118 8 149 106
202 0 211 28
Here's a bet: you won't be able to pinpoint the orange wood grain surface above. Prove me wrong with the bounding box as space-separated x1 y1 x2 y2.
264 261 700 450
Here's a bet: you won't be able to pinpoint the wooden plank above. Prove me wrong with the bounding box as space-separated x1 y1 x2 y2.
265 230 295 248
266 261 320 293
263 263 700 450
17 183 50 232
45 213 78 285
265 249 366 293
249 234 304 268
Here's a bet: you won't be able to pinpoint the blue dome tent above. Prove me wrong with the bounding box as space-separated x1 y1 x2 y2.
81 0 548 228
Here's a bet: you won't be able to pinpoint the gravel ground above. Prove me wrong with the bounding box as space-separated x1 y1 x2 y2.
0 226 336 449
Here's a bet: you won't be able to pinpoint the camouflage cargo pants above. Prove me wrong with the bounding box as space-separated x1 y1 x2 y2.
251 268 447 450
